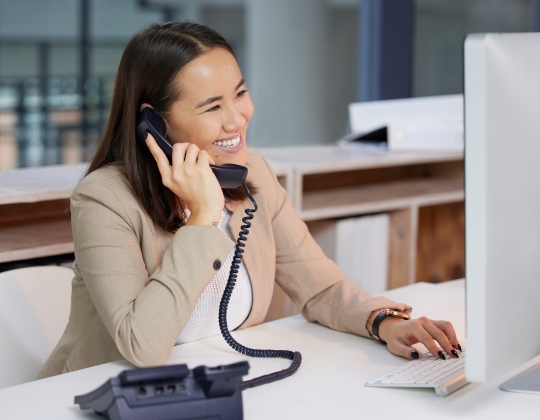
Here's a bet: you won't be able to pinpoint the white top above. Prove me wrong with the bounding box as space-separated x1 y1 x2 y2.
176 208 253 345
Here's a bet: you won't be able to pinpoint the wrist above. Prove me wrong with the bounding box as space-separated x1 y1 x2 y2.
366 310 381 336
185 211 220 227
368 308 410 343
377 317 404 343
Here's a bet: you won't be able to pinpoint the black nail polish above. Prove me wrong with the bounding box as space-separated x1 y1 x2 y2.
458 344 462 352
451 349 459 358
438 351 446 360
411 350 419 359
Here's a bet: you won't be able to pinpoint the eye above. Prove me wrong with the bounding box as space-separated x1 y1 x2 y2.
236 89 248 98
206 104 221 112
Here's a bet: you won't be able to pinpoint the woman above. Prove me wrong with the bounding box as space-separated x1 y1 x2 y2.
38 21 460 379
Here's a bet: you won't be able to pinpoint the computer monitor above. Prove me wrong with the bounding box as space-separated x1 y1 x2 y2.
465 32 540 383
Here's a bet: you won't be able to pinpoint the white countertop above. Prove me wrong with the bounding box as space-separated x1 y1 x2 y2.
1 279 539 419
0 163 87 205
257 144 463 174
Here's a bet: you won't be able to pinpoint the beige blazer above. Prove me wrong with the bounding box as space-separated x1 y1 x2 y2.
37 149 411 379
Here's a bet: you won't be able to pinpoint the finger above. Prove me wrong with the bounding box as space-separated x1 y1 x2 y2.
183 143 200 166
432 320 461 353
411 320 444 360
196 150 211 167
145 133 171 176
428 321 459 357
423 321 457 358
172 142 189 166
388 340 421 360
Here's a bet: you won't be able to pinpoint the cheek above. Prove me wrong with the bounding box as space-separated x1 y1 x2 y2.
176 119 221 148
195 121 221 146
240 99 254 124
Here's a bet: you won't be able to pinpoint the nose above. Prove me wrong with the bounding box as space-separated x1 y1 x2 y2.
222 103 246 133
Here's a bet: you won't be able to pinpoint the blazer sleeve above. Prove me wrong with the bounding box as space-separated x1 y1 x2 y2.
258 156 412 338
70 177 235 367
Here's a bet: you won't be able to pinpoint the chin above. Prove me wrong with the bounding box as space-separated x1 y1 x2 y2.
214 146 248 166
224 154 248 167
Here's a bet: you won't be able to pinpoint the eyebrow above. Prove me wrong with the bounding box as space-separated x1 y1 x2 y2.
195 78 246 109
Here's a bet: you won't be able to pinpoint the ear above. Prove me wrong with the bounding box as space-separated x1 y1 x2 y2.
139 103 169 137
140 103 153 112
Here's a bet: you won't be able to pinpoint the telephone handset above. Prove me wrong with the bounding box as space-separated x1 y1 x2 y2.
136 107 248 189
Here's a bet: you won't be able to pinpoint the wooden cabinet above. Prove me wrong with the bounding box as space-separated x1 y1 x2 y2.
0 164 86 264
259 146 464 321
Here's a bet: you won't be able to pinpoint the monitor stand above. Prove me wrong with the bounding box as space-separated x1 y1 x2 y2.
499 363 540 395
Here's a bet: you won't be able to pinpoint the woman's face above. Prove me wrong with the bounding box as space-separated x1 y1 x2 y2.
164 48 254 166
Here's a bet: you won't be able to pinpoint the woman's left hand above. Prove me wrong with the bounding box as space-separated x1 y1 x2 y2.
377 316 461 360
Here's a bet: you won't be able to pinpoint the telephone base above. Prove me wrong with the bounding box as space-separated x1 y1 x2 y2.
75 361 249 420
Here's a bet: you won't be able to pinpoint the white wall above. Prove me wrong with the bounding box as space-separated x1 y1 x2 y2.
414 0 535 97
246 0 330 147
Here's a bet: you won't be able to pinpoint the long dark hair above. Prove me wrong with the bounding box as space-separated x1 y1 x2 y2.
87 21 255 233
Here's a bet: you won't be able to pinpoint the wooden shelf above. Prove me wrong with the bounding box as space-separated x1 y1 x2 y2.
300 178 464 221
259 146 465 295
0 216 73 263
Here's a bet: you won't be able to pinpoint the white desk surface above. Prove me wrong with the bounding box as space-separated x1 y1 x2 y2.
257 144 463 175
0 163 87 205
1 280 538 419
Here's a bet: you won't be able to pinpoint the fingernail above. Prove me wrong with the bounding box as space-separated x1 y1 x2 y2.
458 344 462 352
451 349 459 358
411 350 419 359
438 351 446 360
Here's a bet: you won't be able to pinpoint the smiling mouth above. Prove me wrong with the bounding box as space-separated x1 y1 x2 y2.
213 135 240 149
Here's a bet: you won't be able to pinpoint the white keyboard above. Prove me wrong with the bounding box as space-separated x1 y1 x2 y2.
365 350 468 397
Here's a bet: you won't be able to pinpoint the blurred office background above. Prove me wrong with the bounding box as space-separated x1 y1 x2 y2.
0 0 537 170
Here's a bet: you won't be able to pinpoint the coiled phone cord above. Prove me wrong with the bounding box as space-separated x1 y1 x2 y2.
218 181 302 391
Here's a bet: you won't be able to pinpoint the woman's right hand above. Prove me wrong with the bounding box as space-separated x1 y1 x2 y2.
146 133 224 226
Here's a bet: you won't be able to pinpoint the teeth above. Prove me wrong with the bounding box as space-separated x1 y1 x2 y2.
214 136 240 148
